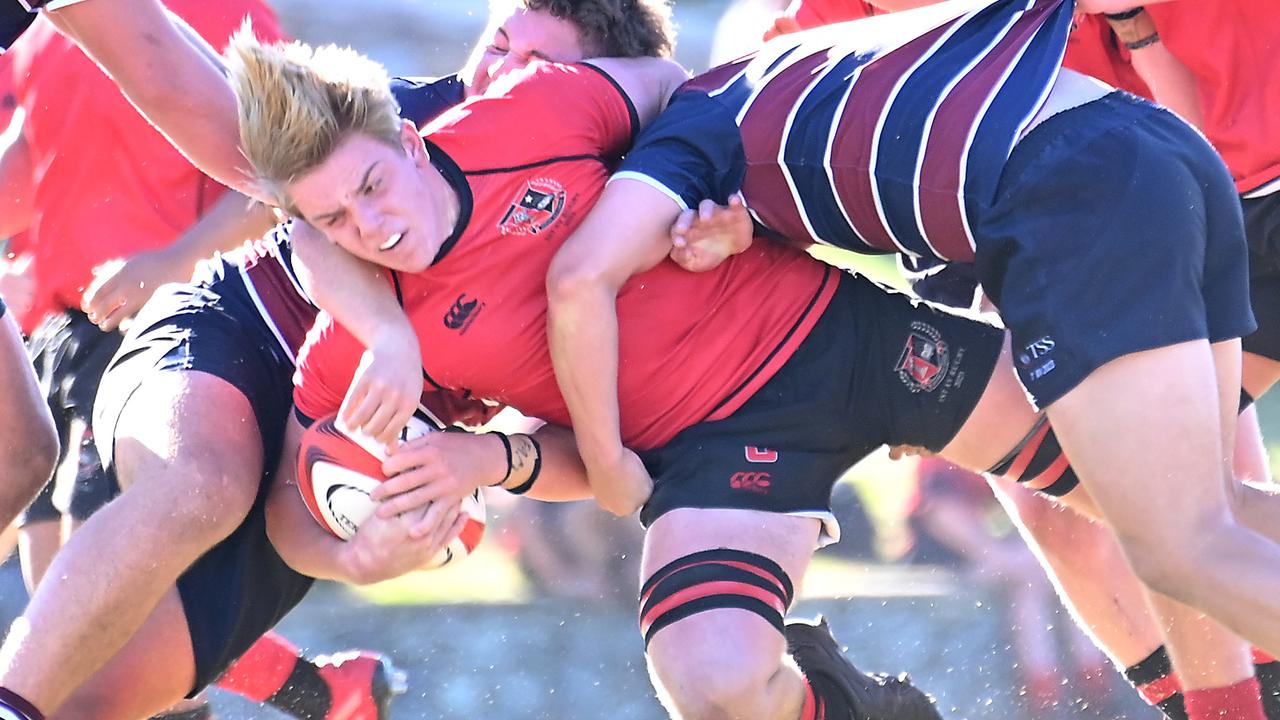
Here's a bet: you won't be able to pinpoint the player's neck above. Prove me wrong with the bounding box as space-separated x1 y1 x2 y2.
424 164 463 248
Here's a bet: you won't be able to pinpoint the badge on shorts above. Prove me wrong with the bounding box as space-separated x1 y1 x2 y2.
498 178 566 236
896 322 949 393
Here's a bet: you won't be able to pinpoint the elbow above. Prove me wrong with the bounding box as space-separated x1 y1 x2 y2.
545 253 615 311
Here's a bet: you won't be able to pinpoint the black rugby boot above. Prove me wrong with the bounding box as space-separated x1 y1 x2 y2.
786 617 944 720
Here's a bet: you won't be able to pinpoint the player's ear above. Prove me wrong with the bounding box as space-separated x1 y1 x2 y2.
399 120 428 166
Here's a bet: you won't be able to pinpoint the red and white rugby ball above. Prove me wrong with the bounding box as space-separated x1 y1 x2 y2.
296 414 485 568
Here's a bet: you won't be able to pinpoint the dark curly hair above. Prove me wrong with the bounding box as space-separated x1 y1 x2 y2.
521 0 675 58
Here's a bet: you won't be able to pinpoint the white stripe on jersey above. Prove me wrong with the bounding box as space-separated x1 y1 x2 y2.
609 172 690 211
1245 176 1280 199
864 23 963 258
777 62 832 249
912 5 1019 260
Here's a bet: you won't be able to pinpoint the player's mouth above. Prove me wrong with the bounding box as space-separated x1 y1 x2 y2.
379 232 404 251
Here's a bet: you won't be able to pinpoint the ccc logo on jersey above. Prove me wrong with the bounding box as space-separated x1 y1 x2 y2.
498 178 566 236
729 471 772 494
443 293 484 334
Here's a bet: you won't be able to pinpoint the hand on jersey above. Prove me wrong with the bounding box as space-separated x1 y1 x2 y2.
82 247 184 331
588 447 653 517
669 196 754 273
340 334 423 448
341 499 465 584
371 430 506 535
0 253 35 323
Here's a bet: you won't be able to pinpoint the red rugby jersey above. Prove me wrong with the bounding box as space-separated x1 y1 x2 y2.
1143 2 1280 194
6 0 285 323
294 62 837 450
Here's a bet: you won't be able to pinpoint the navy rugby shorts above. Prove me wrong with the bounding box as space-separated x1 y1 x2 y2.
21 310 121 524
1241 190 1280 363
972 92 1254 407
638 272 1004 544
93 280 313 694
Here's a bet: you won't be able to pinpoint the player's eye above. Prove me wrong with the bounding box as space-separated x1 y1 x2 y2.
487 44 508 56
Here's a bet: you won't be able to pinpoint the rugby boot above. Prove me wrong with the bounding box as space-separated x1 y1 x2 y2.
785 617 944 720
266 650 408 720
312 651 407 720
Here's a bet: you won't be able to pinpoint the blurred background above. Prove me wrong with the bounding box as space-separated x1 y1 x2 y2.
3 1 1275 718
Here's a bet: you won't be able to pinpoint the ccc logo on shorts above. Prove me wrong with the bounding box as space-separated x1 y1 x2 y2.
729 471 772 494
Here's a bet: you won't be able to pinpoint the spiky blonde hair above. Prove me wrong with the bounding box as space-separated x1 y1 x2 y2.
226 25 403 215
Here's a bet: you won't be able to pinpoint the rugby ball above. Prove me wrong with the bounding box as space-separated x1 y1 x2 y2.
296 414 485 568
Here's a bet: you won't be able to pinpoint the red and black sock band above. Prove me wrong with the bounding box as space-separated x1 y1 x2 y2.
639 548 794 648
1125 646 1187 719
988 417 1079 497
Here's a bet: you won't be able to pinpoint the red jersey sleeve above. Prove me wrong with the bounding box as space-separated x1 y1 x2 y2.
426 61 638 169
792 0 876 29
292 312 362 423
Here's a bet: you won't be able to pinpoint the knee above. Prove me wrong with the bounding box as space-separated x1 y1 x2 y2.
114 440 260 540
641 548 797 720
1121 519 1233 600
649 639 782 720
10 413 59 499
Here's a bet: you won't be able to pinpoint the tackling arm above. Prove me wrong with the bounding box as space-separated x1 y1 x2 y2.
545 179 684 516
45 0 267 201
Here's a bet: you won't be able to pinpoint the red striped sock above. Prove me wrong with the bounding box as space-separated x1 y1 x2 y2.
1253 648 1277 665
1184 677 1266 720
214 630 301 703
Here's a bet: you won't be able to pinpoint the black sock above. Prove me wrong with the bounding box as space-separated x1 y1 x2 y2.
1254 660 1280 720
265 659 332 720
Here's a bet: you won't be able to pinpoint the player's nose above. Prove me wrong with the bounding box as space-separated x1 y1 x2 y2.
352 203 387 246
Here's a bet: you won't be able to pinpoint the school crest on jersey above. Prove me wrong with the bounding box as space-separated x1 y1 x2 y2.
896 322 949 393
498 178 566 236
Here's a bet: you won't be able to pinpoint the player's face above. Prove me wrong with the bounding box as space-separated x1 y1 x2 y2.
465 6 588 96
288 122 453 273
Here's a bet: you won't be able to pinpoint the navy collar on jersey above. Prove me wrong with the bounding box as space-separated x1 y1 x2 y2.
424 136 472 266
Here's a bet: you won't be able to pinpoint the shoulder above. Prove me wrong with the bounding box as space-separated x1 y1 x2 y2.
391 74 466 128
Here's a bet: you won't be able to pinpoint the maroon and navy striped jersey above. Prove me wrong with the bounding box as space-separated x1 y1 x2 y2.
621 0 1073 264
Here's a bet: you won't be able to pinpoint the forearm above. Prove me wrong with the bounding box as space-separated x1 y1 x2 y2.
49 0 264 200
265 468 368 583
510 424 591 502
546 276 626 474
290 222 412 349
165 192 278 273
264 416 370 583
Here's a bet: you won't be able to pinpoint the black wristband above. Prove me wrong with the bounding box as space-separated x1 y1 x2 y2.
1124 32 1160 50
489 432 513 487
1104 7 1144 20
506 435 541 496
